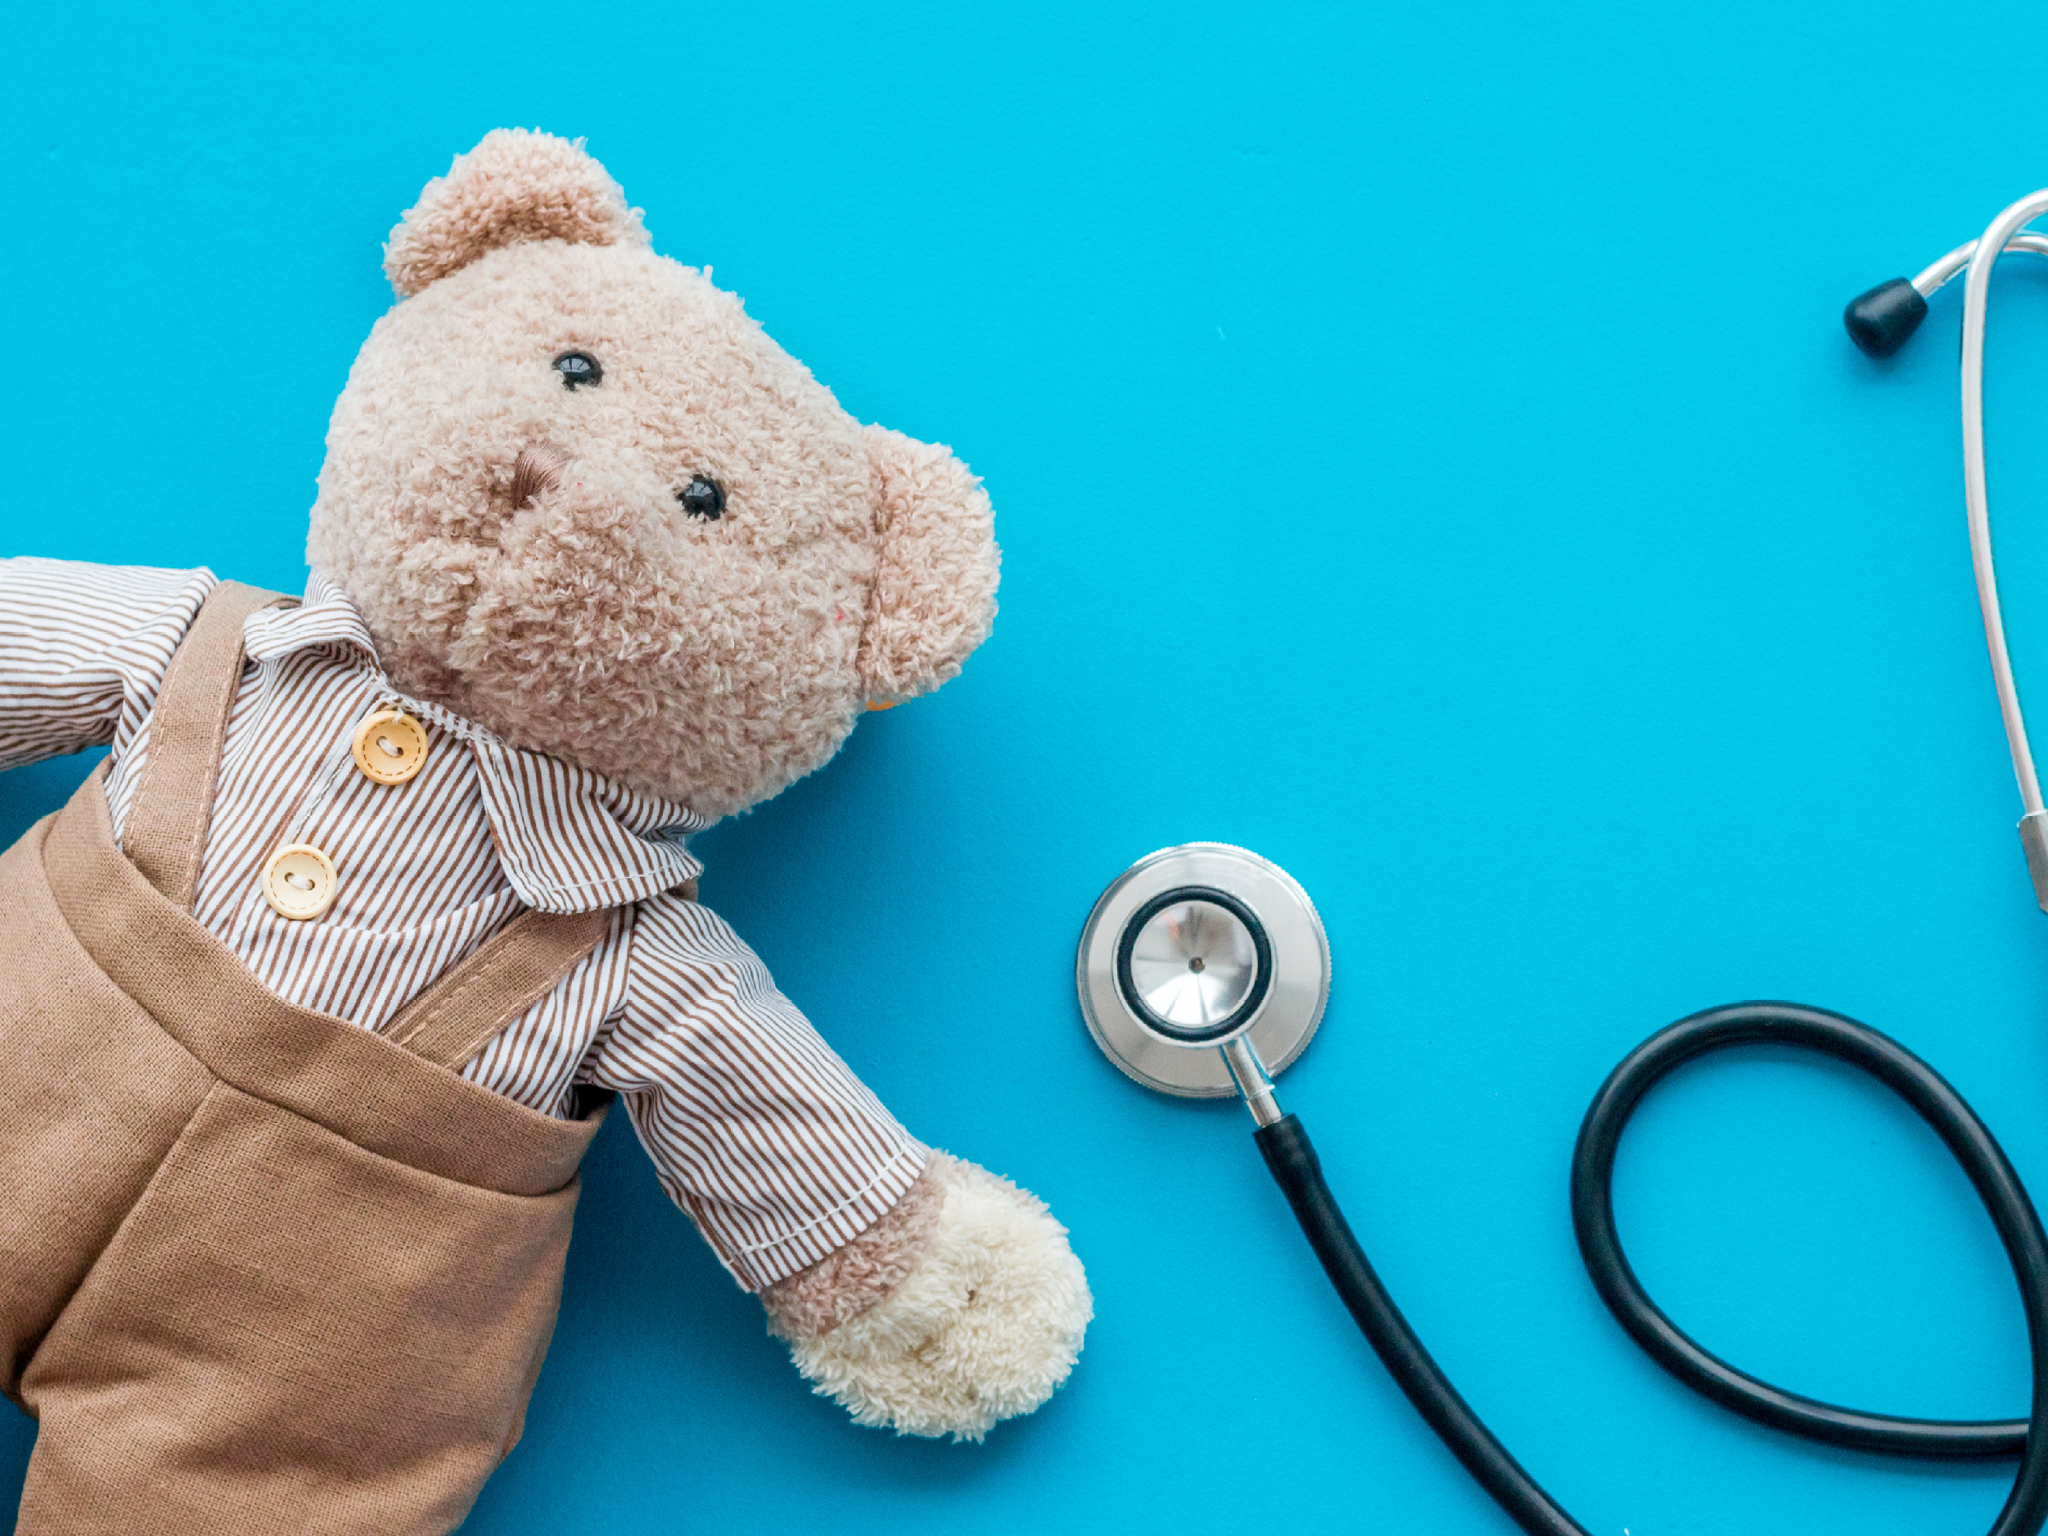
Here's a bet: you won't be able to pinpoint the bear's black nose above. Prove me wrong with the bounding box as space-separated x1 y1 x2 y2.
677 476 725 520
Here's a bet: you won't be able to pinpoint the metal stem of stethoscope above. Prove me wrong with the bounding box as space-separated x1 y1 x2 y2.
1850 192 2048 902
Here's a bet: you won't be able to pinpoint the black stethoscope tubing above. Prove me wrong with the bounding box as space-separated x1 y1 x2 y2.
1259 1001 2048 1535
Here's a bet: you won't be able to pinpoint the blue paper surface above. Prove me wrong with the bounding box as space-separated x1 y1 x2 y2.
10 2 2048 1530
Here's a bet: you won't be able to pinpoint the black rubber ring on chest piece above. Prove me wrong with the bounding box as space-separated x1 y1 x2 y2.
1114 884 1273 1045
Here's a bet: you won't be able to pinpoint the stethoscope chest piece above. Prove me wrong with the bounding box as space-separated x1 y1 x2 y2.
1078 842 1329 1097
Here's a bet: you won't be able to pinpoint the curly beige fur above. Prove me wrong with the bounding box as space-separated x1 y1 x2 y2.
310 130 1001 820
384 128 649 298
860 427 1000 703
775 1155 1092 1442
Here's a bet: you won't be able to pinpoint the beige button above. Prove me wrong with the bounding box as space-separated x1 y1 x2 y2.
351 709 428 786
262 843 338 921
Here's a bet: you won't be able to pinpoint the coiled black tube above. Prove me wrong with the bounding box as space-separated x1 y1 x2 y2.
1255 1000 2048 1536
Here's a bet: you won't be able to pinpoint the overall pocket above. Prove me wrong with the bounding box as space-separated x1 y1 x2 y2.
17 1082 584 1536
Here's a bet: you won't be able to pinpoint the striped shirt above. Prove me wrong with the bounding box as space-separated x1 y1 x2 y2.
0 556 924 1292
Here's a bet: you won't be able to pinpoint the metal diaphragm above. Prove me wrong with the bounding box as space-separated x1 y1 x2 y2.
1078 843 1329 1097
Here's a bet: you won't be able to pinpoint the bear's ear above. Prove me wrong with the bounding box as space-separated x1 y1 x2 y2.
383 128 650 297
859 425 1001 703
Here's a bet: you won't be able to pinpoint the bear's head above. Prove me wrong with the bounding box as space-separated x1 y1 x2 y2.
307 128 998 820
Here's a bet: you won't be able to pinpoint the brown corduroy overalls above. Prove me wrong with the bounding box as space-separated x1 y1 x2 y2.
0 583 615 1534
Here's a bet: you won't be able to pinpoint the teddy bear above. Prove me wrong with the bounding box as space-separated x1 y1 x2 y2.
0 128 1088 1535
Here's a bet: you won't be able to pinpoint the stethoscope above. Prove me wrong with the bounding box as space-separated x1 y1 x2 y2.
1076 189 2048 1536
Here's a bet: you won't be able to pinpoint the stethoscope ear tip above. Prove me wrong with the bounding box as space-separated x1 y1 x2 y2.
1844 277 1929 359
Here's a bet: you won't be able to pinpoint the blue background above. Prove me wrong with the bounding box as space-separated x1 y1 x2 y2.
10 2 2048 1531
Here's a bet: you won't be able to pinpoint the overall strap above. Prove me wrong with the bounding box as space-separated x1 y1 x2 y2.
124 580 293 911
118 575 618 1076
379 907 613 1071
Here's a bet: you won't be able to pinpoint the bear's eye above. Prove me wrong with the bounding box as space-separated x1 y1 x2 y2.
677 476 725 520
552 352 603 390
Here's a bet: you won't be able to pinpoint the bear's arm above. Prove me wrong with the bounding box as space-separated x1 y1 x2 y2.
577 889 929 1294
579 890 1090 1441
0 556 216 772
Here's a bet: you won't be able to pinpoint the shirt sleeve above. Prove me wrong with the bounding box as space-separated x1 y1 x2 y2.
0 556 217 772
581 892 928 1292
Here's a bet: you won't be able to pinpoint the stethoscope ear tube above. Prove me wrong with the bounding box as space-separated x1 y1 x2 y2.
1257 1004 2048 1536
1849 191 2048 909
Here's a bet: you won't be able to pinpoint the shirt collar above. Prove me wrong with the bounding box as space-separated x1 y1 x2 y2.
242 572 381 664
246 573 706 913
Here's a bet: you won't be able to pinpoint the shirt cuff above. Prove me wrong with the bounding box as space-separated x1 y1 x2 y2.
694 1141 931 1293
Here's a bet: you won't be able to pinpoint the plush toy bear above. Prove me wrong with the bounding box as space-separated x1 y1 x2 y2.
0 129 1087 1535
